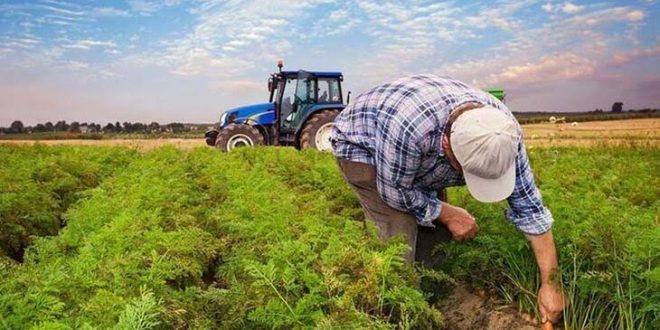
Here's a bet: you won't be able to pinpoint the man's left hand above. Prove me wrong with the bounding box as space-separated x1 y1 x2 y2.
538 282 566 323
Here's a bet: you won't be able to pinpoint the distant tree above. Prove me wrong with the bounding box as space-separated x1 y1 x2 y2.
132 122 146 132
148 122 160 133
34 123 46 132
115 121 122 133
44 121 54 131
122 122 133 133
54 120 68 132
103 123 115 132
69 121 81 133
10 120 24 133
612 102 623 113
167 122 185 133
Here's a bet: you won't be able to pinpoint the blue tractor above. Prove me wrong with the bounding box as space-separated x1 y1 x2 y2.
205 61 348 152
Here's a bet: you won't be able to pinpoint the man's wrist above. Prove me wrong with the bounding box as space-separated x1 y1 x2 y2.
437 202 452 225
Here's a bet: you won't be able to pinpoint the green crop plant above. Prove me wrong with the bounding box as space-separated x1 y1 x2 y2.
0 144 657 329
0 145 138 262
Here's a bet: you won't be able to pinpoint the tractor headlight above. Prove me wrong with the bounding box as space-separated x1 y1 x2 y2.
220 112 228 125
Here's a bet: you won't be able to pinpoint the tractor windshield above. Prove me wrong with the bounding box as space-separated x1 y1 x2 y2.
295 71 316 104
280 78 296 123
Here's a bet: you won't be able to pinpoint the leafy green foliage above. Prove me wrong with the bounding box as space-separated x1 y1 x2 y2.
0 145 137 261
440 147 659 329
0 145 656 329
0 146 440 329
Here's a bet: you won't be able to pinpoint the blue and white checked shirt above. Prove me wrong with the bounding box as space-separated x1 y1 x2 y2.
331 74 553 235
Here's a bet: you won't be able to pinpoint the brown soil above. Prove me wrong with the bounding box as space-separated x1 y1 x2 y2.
438 285 544 330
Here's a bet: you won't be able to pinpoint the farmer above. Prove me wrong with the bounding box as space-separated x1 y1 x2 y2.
331 74 565 324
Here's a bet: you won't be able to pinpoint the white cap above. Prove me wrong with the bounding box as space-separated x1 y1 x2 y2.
449 106 519 203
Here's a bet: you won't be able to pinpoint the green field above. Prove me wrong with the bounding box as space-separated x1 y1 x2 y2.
0 145 657 329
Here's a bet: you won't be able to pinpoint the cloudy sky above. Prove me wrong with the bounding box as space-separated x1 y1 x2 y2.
0 0 658 125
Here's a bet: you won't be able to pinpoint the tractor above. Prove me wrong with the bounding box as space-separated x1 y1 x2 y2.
205 61 506 152
205 61 347 152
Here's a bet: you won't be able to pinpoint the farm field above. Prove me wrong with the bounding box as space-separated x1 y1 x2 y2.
2 118 658 150
0 143 657 329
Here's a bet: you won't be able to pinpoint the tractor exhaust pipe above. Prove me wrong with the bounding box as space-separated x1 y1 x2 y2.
277 59 283 73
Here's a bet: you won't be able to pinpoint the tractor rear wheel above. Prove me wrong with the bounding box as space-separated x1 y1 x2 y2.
215 123 264 152
299 109 339 152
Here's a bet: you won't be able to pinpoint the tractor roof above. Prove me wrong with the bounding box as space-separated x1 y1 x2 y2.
281 70 342 78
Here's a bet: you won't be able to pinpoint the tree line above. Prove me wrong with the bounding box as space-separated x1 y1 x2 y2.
0 120 196 134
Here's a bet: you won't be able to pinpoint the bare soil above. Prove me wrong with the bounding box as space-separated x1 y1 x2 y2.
1 118 658 149
439 285 542 330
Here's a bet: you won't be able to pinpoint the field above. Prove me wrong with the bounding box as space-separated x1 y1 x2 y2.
0 134 657 329
3 118 659 150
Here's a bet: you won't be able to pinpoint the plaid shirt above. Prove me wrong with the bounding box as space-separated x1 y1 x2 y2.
331 74 553 235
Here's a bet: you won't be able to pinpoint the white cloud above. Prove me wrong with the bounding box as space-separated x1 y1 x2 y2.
39 4 84 16
62 39 117 50
208 80 264 93
542 3 553 13
485 53 596 85
561 2 584 14
92 7 130 17
129 0 182 15
625 10 645 21
611 46 660 66
64 60 89 71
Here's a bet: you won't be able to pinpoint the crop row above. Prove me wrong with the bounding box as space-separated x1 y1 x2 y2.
0 145 657 329
0 146 441 329
0 145 138 261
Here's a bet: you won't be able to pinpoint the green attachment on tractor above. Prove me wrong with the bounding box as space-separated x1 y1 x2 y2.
486 89 506 102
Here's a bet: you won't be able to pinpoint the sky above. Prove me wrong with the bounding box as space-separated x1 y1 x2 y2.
0 0 658 126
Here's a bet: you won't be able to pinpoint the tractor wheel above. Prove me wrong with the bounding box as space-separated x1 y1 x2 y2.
215 123 264 152
299 109 339 152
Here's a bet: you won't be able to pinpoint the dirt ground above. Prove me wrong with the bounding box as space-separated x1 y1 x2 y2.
1 118 658 149
439 285 546 330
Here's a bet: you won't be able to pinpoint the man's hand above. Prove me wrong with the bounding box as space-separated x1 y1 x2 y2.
438 202 479 241
527 230 567 324
538 282 565 323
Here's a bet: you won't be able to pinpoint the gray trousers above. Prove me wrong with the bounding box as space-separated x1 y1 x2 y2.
337 158 451 267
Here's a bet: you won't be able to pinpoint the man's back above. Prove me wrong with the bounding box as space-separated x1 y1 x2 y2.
331 74 510 166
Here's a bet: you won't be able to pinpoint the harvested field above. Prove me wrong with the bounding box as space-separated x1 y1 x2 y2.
2 118 658 149
523 118 659 147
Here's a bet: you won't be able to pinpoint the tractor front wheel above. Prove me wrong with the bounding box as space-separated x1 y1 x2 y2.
299 109 339 152
215 123 265 152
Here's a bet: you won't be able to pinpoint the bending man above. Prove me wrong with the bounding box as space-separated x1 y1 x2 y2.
331 74 565 324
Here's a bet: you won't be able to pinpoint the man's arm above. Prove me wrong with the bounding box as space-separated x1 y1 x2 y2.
507 141 566 323
527 230 565 323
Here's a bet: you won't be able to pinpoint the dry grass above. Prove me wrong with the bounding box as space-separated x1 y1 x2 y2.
2 118 658 149
523 118 659 147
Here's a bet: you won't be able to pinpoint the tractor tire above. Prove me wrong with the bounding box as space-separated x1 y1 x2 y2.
215 123 265 152
299 109 339 152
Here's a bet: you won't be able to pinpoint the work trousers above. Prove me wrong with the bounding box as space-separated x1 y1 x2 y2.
337 158 451 267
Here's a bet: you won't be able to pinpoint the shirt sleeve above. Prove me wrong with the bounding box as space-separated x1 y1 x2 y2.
506 141 554 235
373 113 441 227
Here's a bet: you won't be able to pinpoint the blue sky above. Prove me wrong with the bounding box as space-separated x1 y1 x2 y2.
0 0 658 125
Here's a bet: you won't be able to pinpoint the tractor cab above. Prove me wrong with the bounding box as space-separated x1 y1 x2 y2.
268 67 344 145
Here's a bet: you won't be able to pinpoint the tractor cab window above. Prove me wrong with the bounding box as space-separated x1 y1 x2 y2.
295 72 316 105
280 79 296 122
282 72 316 124
318 78 341 103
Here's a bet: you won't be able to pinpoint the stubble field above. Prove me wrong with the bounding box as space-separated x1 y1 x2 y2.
3 118 658 150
